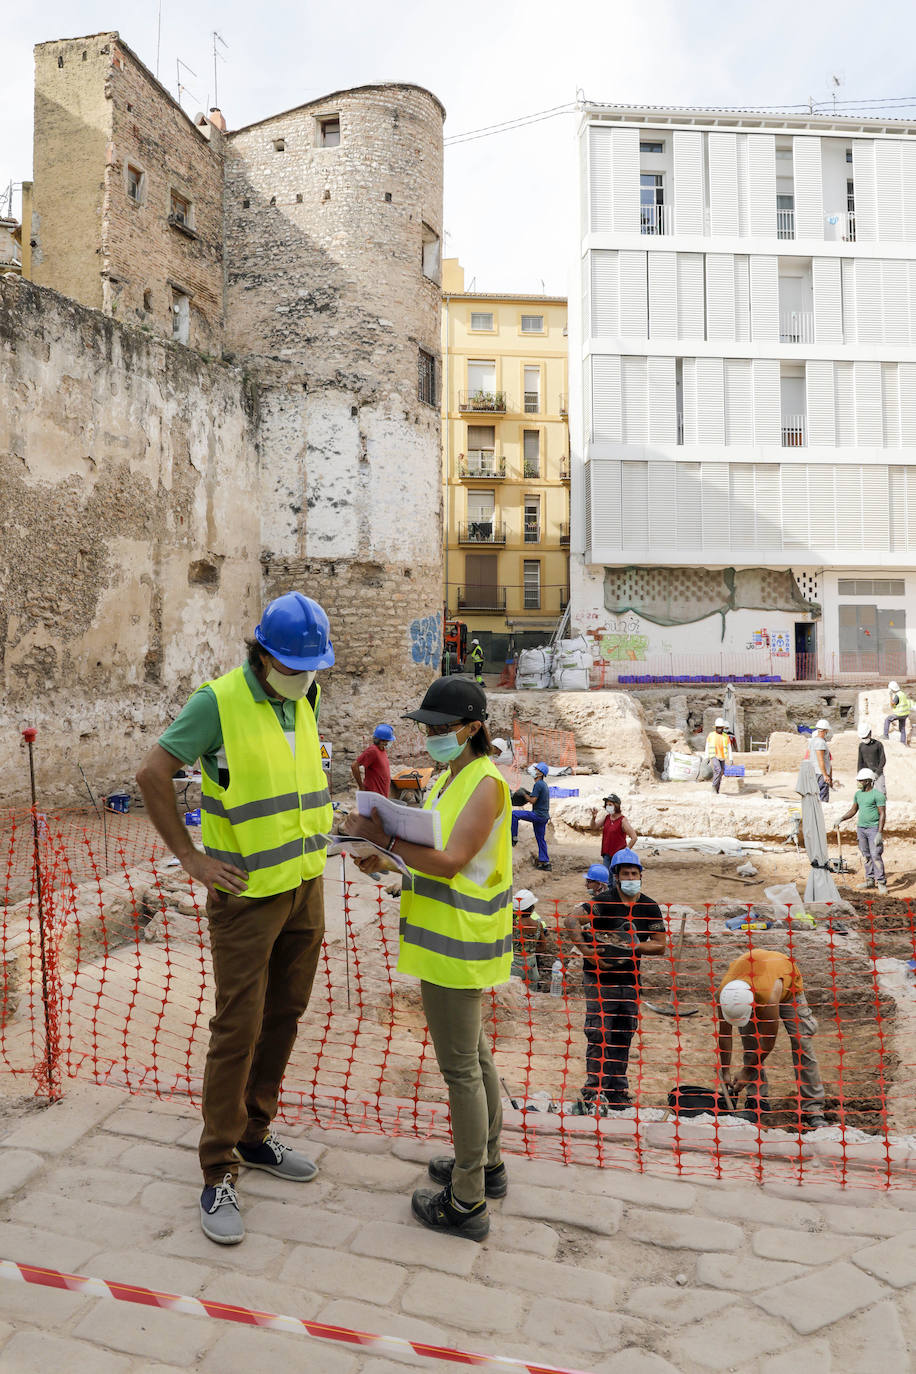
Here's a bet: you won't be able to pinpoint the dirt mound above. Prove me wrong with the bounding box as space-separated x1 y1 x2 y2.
487 690 655 779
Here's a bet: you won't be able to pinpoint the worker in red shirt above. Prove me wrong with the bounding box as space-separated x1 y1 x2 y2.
351 724 395 797
588 794 637 869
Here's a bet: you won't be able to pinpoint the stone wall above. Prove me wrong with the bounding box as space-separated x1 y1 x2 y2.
0 277 261 807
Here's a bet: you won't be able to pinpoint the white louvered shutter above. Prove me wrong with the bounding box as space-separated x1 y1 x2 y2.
908 470 916 552
750 256 779 340
675 463 702 549
852 141 876 241
676 254 705 339
702 462 730 549
854 260 882 344
902 142 916 242
648 357 677 443
754 465 781 549
729 463 755 550
618 251 648 337
806 361 836 446
780 465 810 550
581 253 590 340
792 137 824 240
812 258 842 344
622 356 648 444
648 253 677 339
734 256 751 342
736 134 750 236
876 141 903 242
725 360 753 445
589 127 614 232
909 264 916 341
855 361 883 445
673 131 704 235
841 258 856 343
589 460 622 552
747 135 777 236
899 364 916 445
620 461 649 548
591 356 622 442
753 360 781 445
706 254 736 340
835 466 864 550
612 128 640 234
695 358 726 445
882 260 909 346
590 251 619 336
681 359 698 445
708 133 739 236
834 361 855 446
864 467 890 550
889 466 906 551
808 464 836 550
648 461 677 537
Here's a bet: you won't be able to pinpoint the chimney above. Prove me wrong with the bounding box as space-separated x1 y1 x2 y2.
209 107 227 132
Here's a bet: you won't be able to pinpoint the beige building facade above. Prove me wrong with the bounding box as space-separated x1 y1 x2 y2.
441 259 569 666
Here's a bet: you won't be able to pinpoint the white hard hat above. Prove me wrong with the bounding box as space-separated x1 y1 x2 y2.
513 889 537 911
491 737 508 753
715 717 728 728
857 722 872 739
815 718 831 731
856 768 876 782
889 681 900 692
472 638 480 645
720 980 755 1028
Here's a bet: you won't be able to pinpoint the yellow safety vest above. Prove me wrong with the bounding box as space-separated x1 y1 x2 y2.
398 755 513 989
200 666 332 897
893 689 911 718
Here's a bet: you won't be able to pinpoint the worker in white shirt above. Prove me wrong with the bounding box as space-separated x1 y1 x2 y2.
704 718 732 794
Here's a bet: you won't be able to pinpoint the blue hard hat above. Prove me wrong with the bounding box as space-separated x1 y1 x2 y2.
609 846 642 872
373 724 395 742
534 761 549 774
586 863 610 884
254 592 335 671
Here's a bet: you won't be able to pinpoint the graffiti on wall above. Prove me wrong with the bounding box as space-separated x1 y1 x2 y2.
409 612 442 666
596 614 650 662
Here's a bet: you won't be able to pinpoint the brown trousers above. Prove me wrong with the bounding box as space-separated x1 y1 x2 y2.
199 877 324 1185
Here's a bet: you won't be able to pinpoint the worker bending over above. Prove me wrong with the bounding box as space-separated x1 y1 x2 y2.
565 851 666 1114
717 949 827 1129
704 718 732 793
511 761 551 870
351 723 395 797
838 767 887 894
884 680 911 746
588 793 637 869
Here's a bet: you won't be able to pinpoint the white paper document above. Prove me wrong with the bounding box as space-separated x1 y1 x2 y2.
321 833 411 877
355 791 442 849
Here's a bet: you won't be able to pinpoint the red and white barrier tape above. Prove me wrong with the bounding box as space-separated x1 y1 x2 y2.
0 1258 593 1374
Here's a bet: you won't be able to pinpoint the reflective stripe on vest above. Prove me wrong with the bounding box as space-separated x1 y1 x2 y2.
397 755 513 990
199 666 333 897
894 690 911 717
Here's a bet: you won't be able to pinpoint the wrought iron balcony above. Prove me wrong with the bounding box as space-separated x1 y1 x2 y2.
559 394 568 416
458 521 506 545
523 459 541 478
523 523 541 544
458 453 507 479
457 586 507 612
560 522 570 546
459 390 507 413
559 458 570 481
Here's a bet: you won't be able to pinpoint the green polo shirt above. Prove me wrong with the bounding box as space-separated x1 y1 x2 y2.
855 788 886 829
158 661 317 783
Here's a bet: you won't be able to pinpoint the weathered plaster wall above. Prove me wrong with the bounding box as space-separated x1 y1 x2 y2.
0 277 261 806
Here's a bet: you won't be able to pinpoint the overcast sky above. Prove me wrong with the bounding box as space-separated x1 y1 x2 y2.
4 0 916 294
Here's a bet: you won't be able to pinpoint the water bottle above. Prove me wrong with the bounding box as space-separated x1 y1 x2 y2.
549 960 564 996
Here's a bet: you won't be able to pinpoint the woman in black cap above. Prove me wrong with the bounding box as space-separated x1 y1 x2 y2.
344 677 513 1241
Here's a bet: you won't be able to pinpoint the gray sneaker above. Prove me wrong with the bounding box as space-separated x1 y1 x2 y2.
200 1173 244 1245
234 1131 318 1181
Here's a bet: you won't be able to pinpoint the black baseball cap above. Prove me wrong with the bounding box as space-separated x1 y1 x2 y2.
603 793 621 805
404 678 488 726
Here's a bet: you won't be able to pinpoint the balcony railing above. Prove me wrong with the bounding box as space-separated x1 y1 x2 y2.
457 585 507 612
560 522 570 546
523 523 541 544
458 521 506 545
523 590 541 610
640 203 672 236
458 453 507 479
523 460 541 478
781 414 807 447
559 458 570 481
844 210 856 242
559 394 568 416
523 391 540 414
780 310 815 344
459 390 507 413
777 208 795 240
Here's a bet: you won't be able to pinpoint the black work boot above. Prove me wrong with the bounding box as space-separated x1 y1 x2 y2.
411 1184 490 1241
427 1155 508 1198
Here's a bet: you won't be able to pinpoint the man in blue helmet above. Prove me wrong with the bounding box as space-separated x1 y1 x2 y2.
137 592 334 1246
564 849 666 1113
351 723 395 798
511 761 551 870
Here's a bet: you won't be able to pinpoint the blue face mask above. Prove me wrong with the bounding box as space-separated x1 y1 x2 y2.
619 879 641 897
425 730 467 764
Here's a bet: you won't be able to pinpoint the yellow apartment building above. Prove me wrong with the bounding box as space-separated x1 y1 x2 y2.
441 258 569 668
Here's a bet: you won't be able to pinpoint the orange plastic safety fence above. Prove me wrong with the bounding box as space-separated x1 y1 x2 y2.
3 807 914 1189
508 721 577 790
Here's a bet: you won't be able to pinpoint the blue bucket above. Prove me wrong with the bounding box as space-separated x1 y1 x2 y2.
106 792 130 814
184 809 201 827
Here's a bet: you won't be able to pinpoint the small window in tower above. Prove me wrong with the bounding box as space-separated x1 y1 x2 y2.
143 288 153 311
171 289 190 345
273 138 286 152
57 54 64 68
126 164 144 203
317 115 341 147
296 192 303 203
243 197 250 208
421 222 440 283
169 190 192 227
418 349 438 407
384 191 392 203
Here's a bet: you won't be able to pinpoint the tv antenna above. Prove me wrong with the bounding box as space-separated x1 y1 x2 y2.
212 31 228 108
829 72 844 112
176 57 200 110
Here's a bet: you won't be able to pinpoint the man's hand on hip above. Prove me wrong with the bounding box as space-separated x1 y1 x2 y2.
183 849 248 900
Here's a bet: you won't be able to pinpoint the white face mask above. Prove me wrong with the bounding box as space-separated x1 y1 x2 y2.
266 667 316 700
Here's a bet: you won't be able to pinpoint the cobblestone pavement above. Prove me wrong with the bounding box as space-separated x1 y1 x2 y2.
1 1087 915 1373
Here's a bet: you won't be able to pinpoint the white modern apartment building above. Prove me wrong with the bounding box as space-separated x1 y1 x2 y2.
570 103 916 683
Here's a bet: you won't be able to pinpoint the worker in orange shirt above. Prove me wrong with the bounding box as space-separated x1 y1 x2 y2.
717 949 827 1128
704 718 733 793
